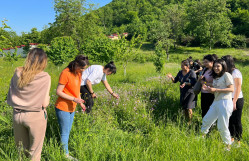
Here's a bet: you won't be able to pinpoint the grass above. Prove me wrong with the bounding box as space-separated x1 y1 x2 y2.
1 47 249 160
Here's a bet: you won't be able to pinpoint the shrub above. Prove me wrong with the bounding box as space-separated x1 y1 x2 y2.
48 36 78 66
231 35 247 48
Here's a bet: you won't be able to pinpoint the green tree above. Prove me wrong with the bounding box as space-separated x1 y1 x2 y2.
48 36 78 66
153 41 166 73
230 8 249 37
186 0 232 50
114 35 142 76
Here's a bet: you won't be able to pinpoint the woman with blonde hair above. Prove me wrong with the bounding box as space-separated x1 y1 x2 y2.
7 48 51 161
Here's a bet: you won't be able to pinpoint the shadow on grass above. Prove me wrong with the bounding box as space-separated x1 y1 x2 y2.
140 43 155 51
170 48 205 55
234 58 249 67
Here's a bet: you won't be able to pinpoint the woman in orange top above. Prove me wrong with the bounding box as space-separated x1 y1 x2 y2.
55 55 88 160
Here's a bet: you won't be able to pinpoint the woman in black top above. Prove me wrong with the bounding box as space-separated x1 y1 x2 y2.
167 60 197 123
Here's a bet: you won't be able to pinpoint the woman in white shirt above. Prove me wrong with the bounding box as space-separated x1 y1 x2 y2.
201 59 234 150
222 55 244 147
80 61 119 113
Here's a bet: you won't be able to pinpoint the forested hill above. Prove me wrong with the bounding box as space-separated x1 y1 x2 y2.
1 0 249 50
94 0 249 46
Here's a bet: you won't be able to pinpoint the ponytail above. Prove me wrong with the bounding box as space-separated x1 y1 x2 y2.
67 55 89 74
104 61 116 74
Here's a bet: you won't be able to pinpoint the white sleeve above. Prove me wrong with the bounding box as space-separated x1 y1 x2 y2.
102 74 107 81
232 69 242 79
225 72 233 86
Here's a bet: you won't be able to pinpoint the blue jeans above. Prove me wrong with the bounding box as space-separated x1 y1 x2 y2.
55 108 75 154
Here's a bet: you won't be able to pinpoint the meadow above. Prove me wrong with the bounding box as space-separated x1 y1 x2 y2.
1 47 249 161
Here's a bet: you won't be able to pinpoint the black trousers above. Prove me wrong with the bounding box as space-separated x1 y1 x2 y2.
229 97 244 141
80 85 94 113
201 93 214 118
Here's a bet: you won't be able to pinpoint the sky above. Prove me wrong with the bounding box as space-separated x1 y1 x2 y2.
0 0 112 35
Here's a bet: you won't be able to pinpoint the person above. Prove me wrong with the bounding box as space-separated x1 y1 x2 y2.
167 60 197 123
201 59 234 150
7 48 51 161
80 61 119 113
222 55 244 147
55 55 88 160
198 55 216 118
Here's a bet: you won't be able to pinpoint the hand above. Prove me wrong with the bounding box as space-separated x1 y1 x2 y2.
80 103 86 112
180 83 186 88
198 75 204 82
167 73 173 79
233 101 237 111
202 84 210 91
112 93 120 99
91 93 97 98
73 98 84 104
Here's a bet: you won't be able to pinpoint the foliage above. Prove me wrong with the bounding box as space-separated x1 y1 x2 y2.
153 41 165 73
0 19 12 49
82 35 116 63
231 34 247 48
37 44 50 53
186 0 232 50
3 48 19 66
48 36 78 66
230 8 249 37
114 35 143 76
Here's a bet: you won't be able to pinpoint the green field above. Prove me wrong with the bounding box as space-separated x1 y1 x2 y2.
1 47 249 160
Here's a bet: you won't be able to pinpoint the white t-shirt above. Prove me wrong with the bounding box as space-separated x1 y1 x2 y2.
232 69 243 98
213 72 233 101
81 65 107 86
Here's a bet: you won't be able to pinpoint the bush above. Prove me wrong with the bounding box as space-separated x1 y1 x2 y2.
231 35 247 48
37 44 50 53
82 36 117 63
48 36 78 66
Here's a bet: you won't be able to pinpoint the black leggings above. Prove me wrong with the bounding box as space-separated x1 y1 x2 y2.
80 85 94 113
201 93 214 118
229 98 244 141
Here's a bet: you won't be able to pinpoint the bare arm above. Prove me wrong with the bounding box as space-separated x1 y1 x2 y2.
56 83 84 103
233 78 242 110
42 79 51 108
86 79 97 98
102 80 119 99
202 84 234 93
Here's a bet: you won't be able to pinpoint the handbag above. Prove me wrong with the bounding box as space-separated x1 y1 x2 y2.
193 80 202 95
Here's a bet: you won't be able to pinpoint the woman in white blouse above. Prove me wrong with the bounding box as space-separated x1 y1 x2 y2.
80 61 119 113
222 55 244 147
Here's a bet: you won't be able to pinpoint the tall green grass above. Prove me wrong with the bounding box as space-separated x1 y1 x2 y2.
1 47 249 160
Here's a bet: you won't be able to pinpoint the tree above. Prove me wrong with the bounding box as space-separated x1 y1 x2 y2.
0 19 12 50
48 36 78 66
186 0 232 50
148 20 173 60
230 8 249 37
153 41 166 73
114 35 142 76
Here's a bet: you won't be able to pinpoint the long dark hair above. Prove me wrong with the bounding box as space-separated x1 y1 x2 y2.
67 55 89 74
212 59 227 79
221 55 235 74
203 54 217 62
104 61 116 74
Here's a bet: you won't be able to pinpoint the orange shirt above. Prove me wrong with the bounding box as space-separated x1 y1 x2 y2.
55 68 81 112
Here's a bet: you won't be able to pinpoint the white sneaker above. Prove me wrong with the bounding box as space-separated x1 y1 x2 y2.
66 155 78 161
